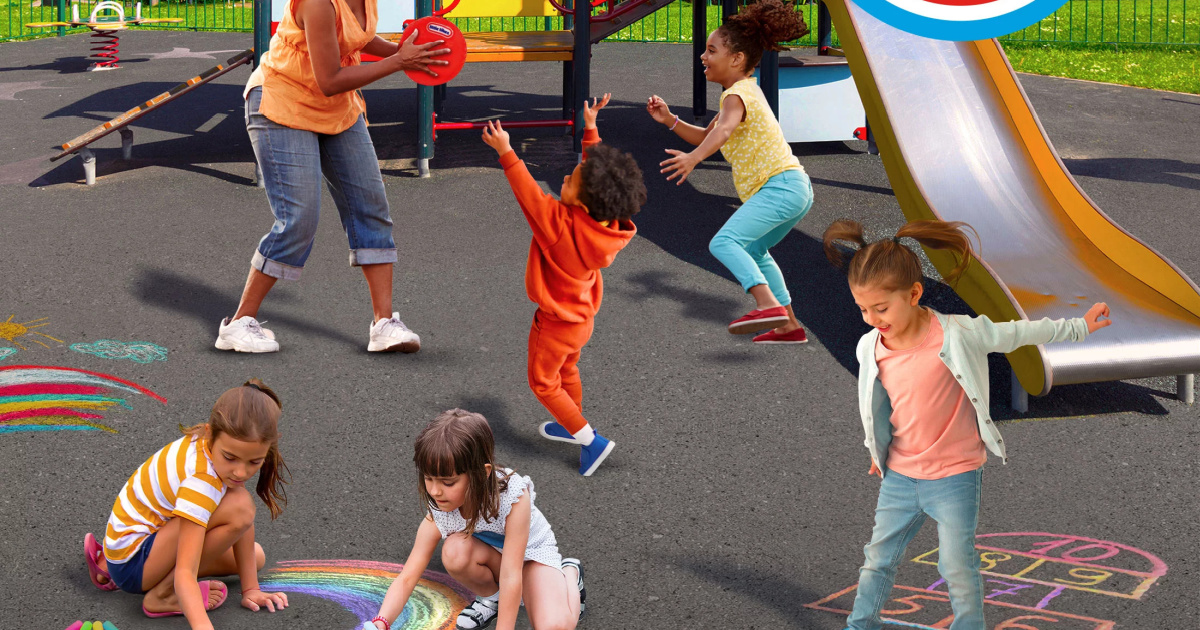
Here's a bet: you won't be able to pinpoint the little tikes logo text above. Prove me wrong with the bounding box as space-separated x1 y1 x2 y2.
853 0 1068 40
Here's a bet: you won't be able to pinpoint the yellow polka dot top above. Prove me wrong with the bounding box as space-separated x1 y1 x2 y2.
719 78 803 202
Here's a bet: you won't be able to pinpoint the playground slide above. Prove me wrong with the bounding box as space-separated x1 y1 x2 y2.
825 0 1200 397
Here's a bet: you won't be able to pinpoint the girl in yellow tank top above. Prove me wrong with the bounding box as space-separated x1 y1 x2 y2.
218 0 450 354
649 0 816 345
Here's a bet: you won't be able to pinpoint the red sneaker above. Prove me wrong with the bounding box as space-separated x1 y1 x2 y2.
753 327 808 344
727 306 790 334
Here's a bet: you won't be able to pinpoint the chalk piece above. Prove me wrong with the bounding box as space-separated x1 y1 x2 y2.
93 622 104 630
102 622 120 630
80 622 92 630
65 622 83 630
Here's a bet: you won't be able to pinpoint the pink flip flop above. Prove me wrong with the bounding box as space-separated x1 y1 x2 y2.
142 580 228 618
84 533 119 592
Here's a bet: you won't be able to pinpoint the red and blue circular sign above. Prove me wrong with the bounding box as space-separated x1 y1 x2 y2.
853 0 1068 40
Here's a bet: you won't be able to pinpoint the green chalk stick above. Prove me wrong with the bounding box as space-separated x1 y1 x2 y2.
102 622 120 630
80 622 92 630
64 622 83 630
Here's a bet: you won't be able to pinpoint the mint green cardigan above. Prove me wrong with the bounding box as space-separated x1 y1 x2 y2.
855 309 1090 475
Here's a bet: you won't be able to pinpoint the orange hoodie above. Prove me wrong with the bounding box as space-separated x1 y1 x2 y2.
498 128 637 323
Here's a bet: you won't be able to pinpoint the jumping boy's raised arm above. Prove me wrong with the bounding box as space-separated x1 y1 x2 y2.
483 120 568 249
371 517 443 629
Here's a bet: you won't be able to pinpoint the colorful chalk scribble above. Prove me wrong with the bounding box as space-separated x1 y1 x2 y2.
259 559 472 630
0 314 63 350
70 340 169 364
0 348 16 361
0 365 167 434
805 532 1166 629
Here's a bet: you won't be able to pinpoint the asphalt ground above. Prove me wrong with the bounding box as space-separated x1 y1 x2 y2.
1 31 1198 630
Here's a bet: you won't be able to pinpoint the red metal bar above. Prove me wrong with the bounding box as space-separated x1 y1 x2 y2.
434 120 574 130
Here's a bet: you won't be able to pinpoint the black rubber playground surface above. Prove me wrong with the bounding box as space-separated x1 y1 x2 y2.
1 31 1198 630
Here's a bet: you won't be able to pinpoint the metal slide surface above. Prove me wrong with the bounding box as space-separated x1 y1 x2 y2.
825 0 1200 395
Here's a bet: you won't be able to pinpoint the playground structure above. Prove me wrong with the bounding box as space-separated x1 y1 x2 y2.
52 49 254 185
823 0 1200 410
34 0 1200 410
26 1 183 71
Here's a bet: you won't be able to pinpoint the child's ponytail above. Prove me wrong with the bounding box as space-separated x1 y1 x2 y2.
721 0 810 72
823 219 979 290
184 378 290 519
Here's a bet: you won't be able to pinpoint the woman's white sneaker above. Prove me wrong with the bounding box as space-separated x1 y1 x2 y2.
368 312 421 353
215 316 279 353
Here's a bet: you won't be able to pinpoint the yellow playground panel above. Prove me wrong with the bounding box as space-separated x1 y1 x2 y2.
443 0 558 18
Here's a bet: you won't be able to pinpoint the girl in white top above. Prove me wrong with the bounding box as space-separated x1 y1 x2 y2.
370 409 584 630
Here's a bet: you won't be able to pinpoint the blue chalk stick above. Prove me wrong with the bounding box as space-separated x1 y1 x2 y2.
102 622 120 630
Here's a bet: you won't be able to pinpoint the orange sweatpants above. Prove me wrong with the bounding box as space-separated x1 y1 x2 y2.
527 310 595 434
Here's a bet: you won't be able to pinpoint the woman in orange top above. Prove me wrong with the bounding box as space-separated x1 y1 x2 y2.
216 0 449 354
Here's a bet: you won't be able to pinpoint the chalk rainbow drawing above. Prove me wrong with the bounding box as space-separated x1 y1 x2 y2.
259 559 472 630
0 365 167 434
70 339 169 364
0 314 64 350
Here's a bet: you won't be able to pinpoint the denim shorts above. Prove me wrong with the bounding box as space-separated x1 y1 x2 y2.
245 87 398 281
106 532 157 594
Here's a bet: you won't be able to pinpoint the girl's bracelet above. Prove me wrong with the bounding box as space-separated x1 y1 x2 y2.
371 616 391 630
669 114 680 131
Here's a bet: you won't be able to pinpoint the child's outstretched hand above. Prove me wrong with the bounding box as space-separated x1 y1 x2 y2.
661 149 699 185
481 120 512 156
1084 302 1112 333
646 95 673 126
242 588 289 612
583 93 611 130
868 460 882 478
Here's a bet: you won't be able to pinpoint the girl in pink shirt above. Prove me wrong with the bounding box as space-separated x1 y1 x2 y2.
823 219 1111 630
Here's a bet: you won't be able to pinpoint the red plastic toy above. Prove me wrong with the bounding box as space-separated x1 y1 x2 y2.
398 16 466 86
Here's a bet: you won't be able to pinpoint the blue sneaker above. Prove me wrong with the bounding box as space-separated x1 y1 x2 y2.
579 434 615 476
539 421 578 443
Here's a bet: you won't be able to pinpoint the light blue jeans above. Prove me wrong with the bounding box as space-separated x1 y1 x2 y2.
708 169 813 306
245 87 397 280
845 468 985 630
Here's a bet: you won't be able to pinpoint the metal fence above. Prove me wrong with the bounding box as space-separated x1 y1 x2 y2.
5 0 1198 45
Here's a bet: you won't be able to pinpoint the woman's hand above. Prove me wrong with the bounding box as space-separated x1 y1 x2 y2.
646 95 673 126
481 120 513 156
1084 302 1111 333
868 460 881 478
242 588 289 612
583 93 611 130
660 149 699 185
391 28 451 76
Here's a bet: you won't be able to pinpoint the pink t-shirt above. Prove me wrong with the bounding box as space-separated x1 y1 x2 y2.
876 316 987 480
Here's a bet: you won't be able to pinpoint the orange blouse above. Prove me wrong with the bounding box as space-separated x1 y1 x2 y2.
245 0 377 134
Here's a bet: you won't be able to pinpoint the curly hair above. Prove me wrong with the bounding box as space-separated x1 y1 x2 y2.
720 0 810 72
578 144 647 223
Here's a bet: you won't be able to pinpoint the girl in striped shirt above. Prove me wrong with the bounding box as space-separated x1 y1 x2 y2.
83 379 291 629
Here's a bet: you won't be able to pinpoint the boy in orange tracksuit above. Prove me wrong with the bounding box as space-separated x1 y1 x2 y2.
482 94 646 476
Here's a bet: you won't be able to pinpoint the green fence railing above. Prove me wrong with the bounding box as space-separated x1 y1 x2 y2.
5 0 1197 46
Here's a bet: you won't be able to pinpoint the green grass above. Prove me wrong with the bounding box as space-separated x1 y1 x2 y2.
4 0 1197 93
3 0 253 42
1004 42 1200 93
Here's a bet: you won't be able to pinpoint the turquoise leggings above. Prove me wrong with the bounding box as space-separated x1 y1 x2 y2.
709 169 814 306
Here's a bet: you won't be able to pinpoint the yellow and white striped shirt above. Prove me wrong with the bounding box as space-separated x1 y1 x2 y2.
103 434 227 564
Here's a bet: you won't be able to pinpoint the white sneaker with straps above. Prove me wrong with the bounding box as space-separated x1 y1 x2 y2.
455 595 498 630
368 312 421 353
